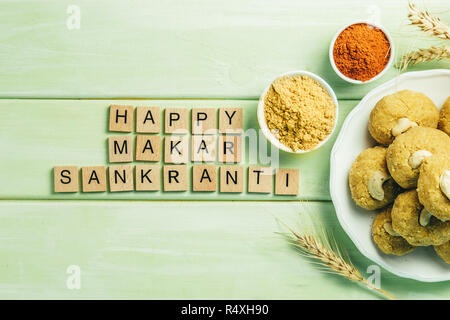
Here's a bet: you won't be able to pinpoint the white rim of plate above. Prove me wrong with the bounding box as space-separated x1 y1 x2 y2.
257 70 339 154
330 69 450 282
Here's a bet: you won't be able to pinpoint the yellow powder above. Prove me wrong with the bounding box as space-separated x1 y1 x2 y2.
264 75 336 151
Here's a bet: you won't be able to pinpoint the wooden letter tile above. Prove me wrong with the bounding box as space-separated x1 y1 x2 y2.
164 136 188 164
219 108 243 133
109 105 134 132
54 166 79 192
164 108 188 134
136 135 161 162
219 166 244 193
109 165 134 192
275 168 299 195
82 166 107 192
109 136 133 163
135 164 161 191
218 135 242 163
192 165 216 192
163 165 188 191
191 135 215 162
136 106 161 133
191 108 216 134
248 166 273 193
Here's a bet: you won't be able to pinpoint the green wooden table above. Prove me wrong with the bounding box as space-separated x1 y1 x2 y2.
1 0 449 299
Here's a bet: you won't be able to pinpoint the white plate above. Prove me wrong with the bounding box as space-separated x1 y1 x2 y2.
330 69 450 282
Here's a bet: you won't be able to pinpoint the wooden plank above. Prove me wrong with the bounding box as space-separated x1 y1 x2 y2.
0 200 445 299
0 99 357 200
0 0 448 100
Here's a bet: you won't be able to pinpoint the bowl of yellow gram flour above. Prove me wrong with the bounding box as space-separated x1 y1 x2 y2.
258 71 338 154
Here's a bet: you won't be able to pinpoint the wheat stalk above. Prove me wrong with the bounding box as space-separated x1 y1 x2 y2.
277 219 397 300
408 2 450 40
398 45 450 70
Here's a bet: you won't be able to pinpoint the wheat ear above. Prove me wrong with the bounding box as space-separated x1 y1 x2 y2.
277 219 397 300
398 45 450 70
408 2 450 40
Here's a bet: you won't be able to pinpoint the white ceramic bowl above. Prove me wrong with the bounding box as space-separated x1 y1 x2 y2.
329 21 395 84
257 70 339 154
330 69 450 282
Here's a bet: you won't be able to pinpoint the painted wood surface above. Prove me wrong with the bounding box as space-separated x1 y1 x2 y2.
0 0 448 100
0 99 356 201
1 201 449 300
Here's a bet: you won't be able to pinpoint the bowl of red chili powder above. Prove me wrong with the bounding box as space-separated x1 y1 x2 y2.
329 22 394 84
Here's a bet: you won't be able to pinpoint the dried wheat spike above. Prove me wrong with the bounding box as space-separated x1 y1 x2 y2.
408 2 450 40
278 219 397 300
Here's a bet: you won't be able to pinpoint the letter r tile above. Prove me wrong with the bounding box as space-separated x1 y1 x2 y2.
163 165 188 191
192 165 216 192
136 135 161 162
218 135 242 163
191 135 216 162
136 106 161 133
81 166 107 192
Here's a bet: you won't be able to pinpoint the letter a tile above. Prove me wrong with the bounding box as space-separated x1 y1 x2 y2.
191 135 215 162
136 135 161 162
82 166 107 192
218 136 242 163
192 165 216 192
